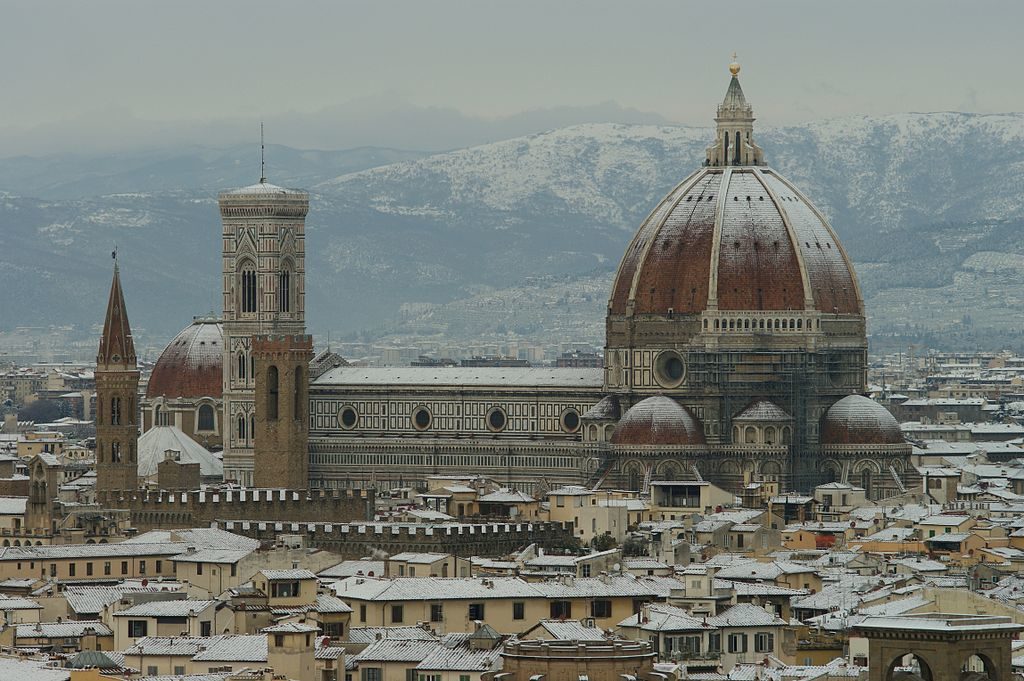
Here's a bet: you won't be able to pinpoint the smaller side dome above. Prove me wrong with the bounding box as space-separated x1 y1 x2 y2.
611 395 705 446
582 395 621 422
821 395 903 445
146 318 223 399
733 400 791 422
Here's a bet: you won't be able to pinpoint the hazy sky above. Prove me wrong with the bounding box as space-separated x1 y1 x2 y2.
1 0 1020 154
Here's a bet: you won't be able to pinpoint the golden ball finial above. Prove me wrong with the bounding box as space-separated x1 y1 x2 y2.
729 52 740 76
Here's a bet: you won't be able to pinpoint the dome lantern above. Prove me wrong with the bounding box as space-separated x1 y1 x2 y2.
706 56 765 167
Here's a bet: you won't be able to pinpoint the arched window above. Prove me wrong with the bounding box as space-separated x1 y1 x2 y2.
267 366 279 420
154 405 163 427
279 268 291 313
111 397 121 425
744 426 757 444
197 404 215 431
240 265 257 313
111 441 121 463
250 415 255 441
293 366 303 420
238 353 247 381
734 130 741 164
237 416 247 441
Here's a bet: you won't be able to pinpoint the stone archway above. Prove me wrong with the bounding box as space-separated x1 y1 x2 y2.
854 459 882 498
622 461 643 491
658 460 683 481
719 461 740 475
886 652 934 681
961 653 996 681
857 614 1021 681
819 459 842 482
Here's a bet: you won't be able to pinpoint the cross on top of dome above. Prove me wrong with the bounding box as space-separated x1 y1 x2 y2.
729 52 740 76
705 56 765 167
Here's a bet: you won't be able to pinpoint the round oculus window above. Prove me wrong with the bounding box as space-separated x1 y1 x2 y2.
486 407 507 432
654 350 687 388
339 406 357 429
560 408 581 433
412 406 432 431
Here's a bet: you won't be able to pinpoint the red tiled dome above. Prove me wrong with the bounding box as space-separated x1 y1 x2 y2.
146 318 223 399
821 395 903 445
608 167 862 318
611 395 705 446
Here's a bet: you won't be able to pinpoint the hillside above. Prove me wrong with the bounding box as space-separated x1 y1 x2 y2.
3 113 1024 351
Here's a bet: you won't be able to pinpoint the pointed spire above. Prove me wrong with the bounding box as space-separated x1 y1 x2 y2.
260 122 266 184
705 55 765 167
721 74 749 111
97 257 136 369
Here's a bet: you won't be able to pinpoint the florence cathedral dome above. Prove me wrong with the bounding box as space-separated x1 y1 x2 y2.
607 68 862 322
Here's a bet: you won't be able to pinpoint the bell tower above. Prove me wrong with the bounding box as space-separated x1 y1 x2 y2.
219 173 309 486
252 333 313 489
95 257 140 496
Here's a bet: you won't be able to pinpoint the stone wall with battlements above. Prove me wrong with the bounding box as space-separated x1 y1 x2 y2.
95 488 373 532
213 519 576 558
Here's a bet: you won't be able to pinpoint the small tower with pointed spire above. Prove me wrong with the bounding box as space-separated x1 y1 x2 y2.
95 255 140 496
706 55 765 167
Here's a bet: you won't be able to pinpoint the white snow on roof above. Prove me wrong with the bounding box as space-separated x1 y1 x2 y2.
315 366 602 387
136 426 223 478
705 603 787 627
191 634 268 662
113 599 216 618
17 620 112 638
0 657 70 681
617 603 711 632
0 496 27 515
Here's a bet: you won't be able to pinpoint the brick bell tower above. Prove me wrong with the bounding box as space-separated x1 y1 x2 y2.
95 257 140 496
252 333 313 489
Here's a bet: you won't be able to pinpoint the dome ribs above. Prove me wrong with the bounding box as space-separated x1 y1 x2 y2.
621 171 720 316
761 174 860 315
611 395 706 446
146 320 224 399
716 172 803 310
608 173 703 315
822 395 904 445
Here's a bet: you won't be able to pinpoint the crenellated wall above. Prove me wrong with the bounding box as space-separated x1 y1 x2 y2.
95 488 373 532
214 519 577 558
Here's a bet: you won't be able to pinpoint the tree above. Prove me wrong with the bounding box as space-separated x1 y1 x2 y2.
621 536 648 557
18 399 62 423
590 533 618 552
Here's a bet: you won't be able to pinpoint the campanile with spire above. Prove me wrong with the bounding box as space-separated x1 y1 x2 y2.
218 164 309 486
95 258 141 495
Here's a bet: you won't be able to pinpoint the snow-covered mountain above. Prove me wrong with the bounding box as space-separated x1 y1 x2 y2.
4 112 1024 351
